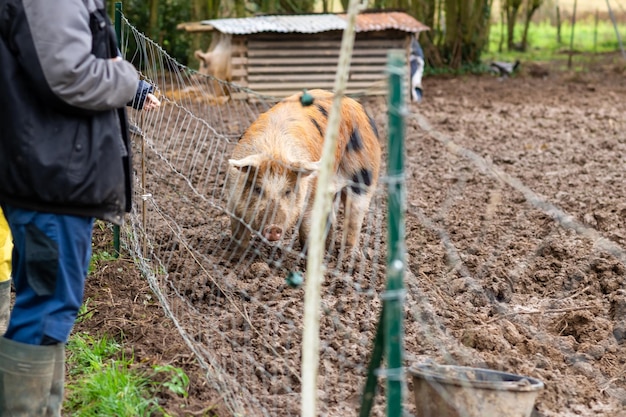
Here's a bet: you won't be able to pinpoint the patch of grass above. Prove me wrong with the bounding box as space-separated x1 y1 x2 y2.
484 18 623 65
75 298 95 324
88 249 117 275
66 332 121 377
424 17 623 75
65 332 159 416
67 230 190 415
153 364 190 398
94 219 109 231
426 62 492 76
65 332 190 417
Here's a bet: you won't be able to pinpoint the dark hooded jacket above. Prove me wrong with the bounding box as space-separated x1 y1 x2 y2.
0 0 143 225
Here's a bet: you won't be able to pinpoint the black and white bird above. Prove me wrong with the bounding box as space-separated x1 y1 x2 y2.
489 60 520 77
409 35 425 103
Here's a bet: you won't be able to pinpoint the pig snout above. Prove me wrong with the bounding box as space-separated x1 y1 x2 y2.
263 225 283 241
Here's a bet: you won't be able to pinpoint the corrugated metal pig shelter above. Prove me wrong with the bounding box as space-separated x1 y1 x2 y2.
178 11 429 100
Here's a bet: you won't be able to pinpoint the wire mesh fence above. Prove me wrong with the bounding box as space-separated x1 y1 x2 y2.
118 11 626 417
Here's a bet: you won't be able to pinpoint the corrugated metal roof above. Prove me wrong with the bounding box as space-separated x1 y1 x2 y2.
199 12 429 35
201 14 346 35
349 11 430 33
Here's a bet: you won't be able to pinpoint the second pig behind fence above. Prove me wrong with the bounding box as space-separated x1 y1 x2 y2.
226 89 382 257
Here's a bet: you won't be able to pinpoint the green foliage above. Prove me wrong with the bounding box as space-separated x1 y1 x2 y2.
67 367 159 416
442 0 492 67
484 17 622 64
153 364 190 398
65 333 158 416
94 219 108 231
248 0 316 14
158 1 192 60
402 0 493 69
113 0 192 66
65 332 191 416
425 62 491 76
75 298 95 324
88 249 117 275
114 0 317 66
66 333 122 376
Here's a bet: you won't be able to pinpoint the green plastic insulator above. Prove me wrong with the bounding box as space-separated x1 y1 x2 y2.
286 271 304 287
300 90 314 106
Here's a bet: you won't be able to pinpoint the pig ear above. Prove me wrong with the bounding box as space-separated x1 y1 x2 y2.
291 160 320 176
229 154 265 171
194 50 210 63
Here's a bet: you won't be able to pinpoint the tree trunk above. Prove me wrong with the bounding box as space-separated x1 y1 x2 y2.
252 0 315 14
406 0 440 66
187 0 209 70
342 0 494 69
505 0 523 50
206 0 221 19
233 0 245 17
149 0 159 43
499 0 505 52
556 5 561 44
441 0 492 68
520 0 543 51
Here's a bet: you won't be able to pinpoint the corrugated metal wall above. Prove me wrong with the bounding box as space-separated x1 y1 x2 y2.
234 32 408 100
230 37 248 100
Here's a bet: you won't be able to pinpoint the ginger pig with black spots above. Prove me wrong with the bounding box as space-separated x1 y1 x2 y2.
226 89 381 256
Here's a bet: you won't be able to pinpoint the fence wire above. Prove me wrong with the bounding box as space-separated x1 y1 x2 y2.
117 15 626 417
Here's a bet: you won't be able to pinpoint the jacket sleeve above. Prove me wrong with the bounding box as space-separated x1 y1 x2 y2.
22 0 138 111
128 80 155 110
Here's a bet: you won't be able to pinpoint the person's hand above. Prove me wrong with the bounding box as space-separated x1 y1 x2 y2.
143 93 160 111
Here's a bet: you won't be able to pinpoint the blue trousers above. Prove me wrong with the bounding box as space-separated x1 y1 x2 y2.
2 205 94 345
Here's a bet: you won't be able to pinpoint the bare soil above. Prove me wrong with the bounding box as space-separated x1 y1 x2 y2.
78 57 626 417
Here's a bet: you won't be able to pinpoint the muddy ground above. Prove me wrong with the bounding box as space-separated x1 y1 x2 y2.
78 56 626 417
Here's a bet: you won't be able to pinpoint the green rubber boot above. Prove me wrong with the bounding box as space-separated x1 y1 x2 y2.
0 337 57 416
46 344 65 417
0 280 10 335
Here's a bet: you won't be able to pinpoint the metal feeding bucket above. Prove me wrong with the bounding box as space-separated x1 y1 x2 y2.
409 363 544 417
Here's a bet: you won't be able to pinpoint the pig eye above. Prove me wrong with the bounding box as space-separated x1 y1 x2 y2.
284 189 292 197
252 185 263 195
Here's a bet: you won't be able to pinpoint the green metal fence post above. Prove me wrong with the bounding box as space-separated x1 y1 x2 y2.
359 306 386 417
359 49 407 417
113 1 122 258
114 2 122 46
385 49 406 417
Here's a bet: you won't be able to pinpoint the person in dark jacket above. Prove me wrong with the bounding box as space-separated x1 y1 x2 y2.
0 0 159 415
409 34 425 103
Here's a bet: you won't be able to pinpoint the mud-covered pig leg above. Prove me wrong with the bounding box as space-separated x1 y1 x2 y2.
297 182 342 253
230 218 252 251
342 168 376 251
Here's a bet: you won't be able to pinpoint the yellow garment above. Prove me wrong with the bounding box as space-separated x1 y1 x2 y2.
0 208 11 282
